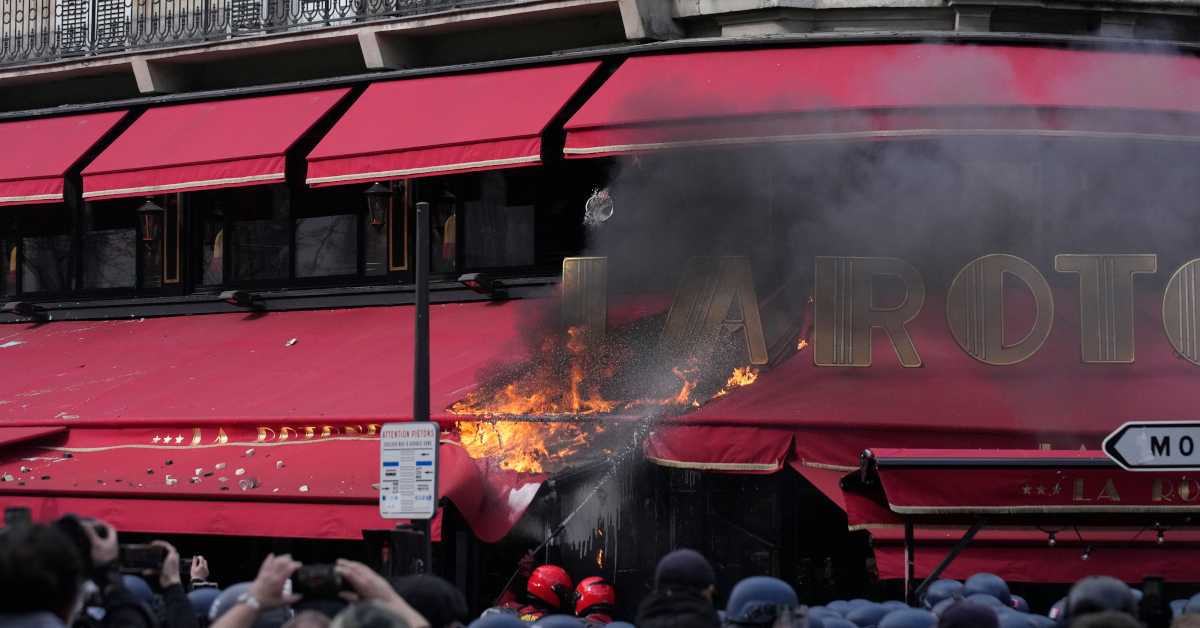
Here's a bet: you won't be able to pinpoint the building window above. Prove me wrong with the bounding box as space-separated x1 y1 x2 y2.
81 200 137 290
19 204 73 294
294 186 361 279
231 186 291 282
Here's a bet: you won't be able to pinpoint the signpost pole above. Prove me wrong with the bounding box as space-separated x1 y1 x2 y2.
414 200 433 573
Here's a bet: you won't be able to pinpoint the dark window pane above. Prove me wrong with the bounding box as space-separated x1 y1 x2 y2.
295 213 357 278
82 201 137 290
230 186 290 282
431 193 457 274
365 220 388 276
0 239 13 297
22 235 72 293
463 171 534 268
198 206 225 287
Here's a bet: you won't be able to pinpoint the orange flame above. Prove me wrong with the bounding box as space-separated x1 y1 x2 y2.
797 338 809 351
455 420 604 473
714 366 759 398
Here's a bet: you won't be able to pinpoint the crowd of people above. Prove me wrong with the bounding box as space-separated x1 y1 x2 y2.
2 515 1199 628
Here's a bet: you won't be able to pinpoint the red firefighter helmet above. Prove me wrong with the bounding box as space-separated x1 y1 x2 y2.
575 576 616 617
527 565 573 610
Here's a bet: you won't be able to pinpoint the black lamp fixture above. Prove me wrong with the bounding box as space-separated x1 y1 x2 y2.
458 272 507 299
137 197 165 242
363 182 391 227
2 301 48 321
219 289 264 310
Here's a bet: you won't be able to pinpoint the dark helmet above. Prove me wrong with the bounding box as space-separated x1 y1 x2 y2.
1067 576 1137 619
877 608 937 628
845 604 890 628
574 576 615 617
967 594 1005 608
1010 596 1030 613
1171 599 1188 617
528 565 573 610
922 580 963 610
188 587 222 618
470 614 529 628
534 614 586 628
964 574 1012 607
1185 593 1200 615
932 599 957 617
827 602 851 615
825 619 861 628
881 602 908 612
725 576 800 626
997 613 1036 628
209 582 292 628
1028 616 1057 628
939 601 999 628
122 575 155 604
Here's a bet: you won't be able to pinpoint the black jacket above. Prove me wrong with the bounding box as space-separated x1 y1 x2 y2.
636 589 720 628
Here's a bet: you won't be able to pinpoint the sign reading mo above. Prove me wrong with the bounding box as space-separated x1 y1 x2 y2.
814 254 1200 367
1104 422 1200 471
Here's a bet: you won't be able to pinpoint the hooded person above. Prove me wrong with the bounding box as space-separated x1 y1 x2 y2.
963 575 1012 608
937 602 998 628
636 549 721 628
519 566 574 622
574 577 617 626
390 575 468 628
1066 577 1137 621
922 582 963 611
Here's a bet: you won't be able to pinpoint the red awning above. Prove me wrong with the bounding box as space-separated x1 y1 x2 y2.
82 89 349 200
306 62 600 185
0 427 65 448
564 43 1200 157
842 448 1197 529
0 111 126 206
0 301 547 540
871 527 1200 583
645 425 792 473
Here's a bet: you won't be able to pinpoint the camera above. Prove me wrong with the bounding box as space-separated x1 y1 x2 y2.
292 564 352 598
119 544 168 574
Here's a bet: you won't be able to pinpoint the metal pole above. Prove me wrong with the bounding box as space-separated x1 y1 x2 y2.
414 199 432 573
912 519 985 603
904 520 915 606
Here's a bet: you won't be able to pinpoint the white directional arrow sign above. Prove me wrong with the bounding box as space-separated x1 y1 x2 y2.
1103 421 1200 471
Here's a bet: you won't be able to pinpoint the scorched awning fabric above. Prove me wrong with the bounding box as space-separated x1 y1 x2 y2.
564 43 1200 157
0 302 545 541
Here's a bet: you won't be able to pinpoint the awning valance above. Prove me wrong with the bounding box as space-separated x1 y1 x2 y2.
0 111 126 206
564 43 1200 157
305 62 600 185
82 89 350 200
0 301 545 541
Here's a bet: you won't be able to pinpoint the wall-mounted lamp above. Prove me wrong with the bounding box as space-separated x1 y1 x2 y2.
219 290 264 310
458 272 507 299
363 182 391 227
137 197 165 242
2 301 48 321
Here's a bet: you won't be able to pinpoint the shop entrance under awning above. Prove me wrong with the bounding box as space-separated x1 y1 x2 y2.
0 301 548 541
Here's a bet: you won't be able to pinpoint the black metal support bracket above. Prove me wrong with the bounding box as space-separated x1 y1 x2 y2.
910 518 987 605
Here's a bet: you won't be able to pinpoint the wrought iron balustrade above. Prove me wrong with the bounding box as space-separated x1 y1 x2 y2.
0 0 515 66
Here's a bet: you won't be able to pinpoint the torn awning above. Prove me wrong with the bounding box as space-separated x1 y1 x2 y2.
0 301 548 541
563 43 1200 157
0 111 126 206
82 89 349 200
306 62 600 185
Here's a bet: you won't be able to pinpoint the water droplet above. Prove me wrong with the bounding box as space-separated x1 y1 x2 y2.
235 468 246 476
272 488 280 493
298 484 309 492
285 338 298 347
214 462 226 470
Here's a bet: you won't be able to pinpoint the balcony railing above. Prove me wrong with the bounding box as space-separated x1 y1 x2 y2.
0 0 516 66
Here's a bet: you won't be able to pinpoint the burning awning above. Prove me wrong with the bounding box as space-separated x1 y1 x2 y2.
82 89 349 200
563 43 1200 157
844 448 1200 585
305 62 600 185
0 302 546 541
0 111 126 206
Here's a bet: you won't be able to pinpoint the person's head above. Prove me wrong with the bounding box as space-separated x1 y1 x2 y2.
0 523 86 623
846 604 890 628
724 576 800 627
285 611 334 628
1184 594 1200 616
122 574 155 604
938 601 999 628
527 565 573 612
331 601 410 628
533 615 586 628
654 549 717 599
965 574 1013 607
189 586 222 621
574 576 616 619
1067 577 1137 620
391 575 468 628
211 582 293 628
468 614 527 628
1067 610 1143 628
